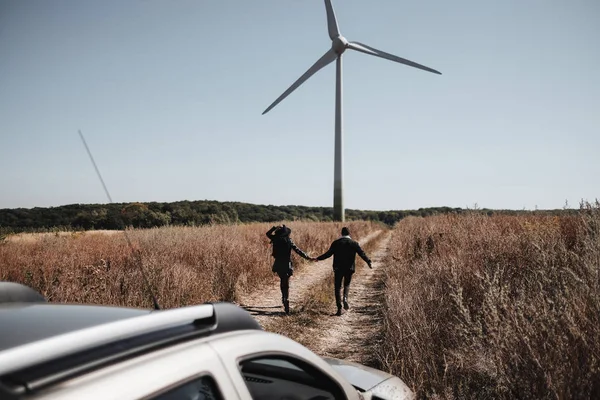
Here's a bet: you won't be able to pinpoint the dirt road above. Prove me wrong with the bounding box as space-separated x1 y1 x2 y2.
237 230 383 322
237 230 391 367
306 232 391 366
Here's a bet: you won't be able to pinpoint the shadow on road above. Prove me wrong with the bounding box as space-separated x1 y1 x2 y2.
241 305 286 317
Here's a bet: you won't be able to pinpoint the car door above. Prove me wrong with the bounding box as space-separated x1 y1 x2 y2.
208 331 361 400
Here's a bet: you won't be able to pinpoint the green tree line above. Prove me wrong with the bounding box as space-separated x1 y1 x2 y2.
0 200 575 234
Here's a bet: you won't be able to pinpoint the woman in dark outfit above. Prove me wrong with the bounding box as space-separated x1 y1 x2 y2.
266 225 312 314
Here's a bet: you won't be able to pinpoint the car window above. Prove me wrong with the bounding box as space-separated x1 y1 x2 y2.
239 355 347 400
250 358 304 371
149 375 223 400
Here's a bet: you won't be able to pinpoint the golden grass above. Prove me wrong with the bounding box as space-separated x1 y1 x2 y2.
377 202 600 399
0 221 380 309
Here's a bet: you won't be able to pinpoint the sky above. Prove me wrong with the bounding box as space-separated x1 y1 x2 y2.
0 0 598 211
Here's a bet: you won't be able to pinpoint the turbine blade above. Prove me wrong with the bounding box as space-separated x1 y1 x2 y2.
262 49 337 115
324 0 340 40
348 41 442 75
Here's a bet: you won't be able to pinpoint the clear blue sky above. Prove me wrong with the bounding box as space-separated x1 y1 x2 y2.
0 0 598 211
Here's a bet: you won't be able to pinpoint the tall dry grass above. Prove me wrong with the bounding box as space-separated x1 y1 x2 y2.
377 202 600 399
0 221 379 309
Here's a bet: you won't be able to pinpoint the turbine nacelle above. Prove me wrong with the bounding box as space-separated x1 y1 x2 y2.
331 35 349 55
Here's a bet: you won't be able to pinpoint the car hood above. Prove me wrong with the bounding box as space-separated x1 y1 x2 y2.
323 357 414 400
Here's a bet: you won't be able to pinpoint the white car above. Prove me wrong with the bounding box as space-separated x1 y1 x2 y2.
0 282 414 400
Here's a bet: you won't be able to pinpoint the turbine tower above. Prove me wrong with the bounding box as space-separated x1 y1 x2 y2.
262 0 441 222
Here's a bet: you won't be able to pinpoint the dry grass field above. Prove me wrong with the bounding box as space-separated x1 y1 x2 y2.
0 221 380 308
3 205 599 398
377 202 600 399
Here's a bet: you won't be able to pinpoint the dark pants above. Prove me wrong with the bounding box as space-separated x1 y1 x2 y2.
273 260 292 303
277 271 290 303
334 270 353 308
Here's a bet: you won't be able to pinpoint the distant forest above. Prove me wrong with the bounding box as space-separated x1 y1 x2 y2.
0 200 575 234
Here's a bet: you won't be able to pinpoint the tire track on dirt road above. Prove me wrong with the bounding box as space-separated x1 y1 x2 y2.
236 230 384 329
309 231 391 366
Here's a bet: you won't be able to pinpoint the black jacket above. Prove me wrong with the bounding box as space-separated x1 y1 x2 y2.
266 227 310 263
317 236 371 273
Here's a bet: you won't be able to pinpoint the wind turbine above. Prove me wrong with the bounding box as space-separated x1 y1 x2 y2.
262 0 441 222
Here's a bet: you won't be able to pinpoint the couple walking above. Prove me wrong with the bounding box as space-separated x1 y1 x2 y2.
266 225 372 316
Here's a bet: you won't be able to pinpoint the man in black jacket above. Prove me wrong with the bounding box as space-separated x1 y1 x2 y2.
266 224 312 314
316 227 372 316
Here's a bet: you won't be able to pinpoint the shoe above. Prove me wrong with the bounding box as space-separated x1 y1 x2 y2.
335 308 342 316
284 300 290 314
343 300 349 310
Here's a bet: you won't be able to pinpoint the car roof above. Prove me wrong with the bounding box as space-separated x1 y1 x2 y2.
0 303 151 352
0 301 262 399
